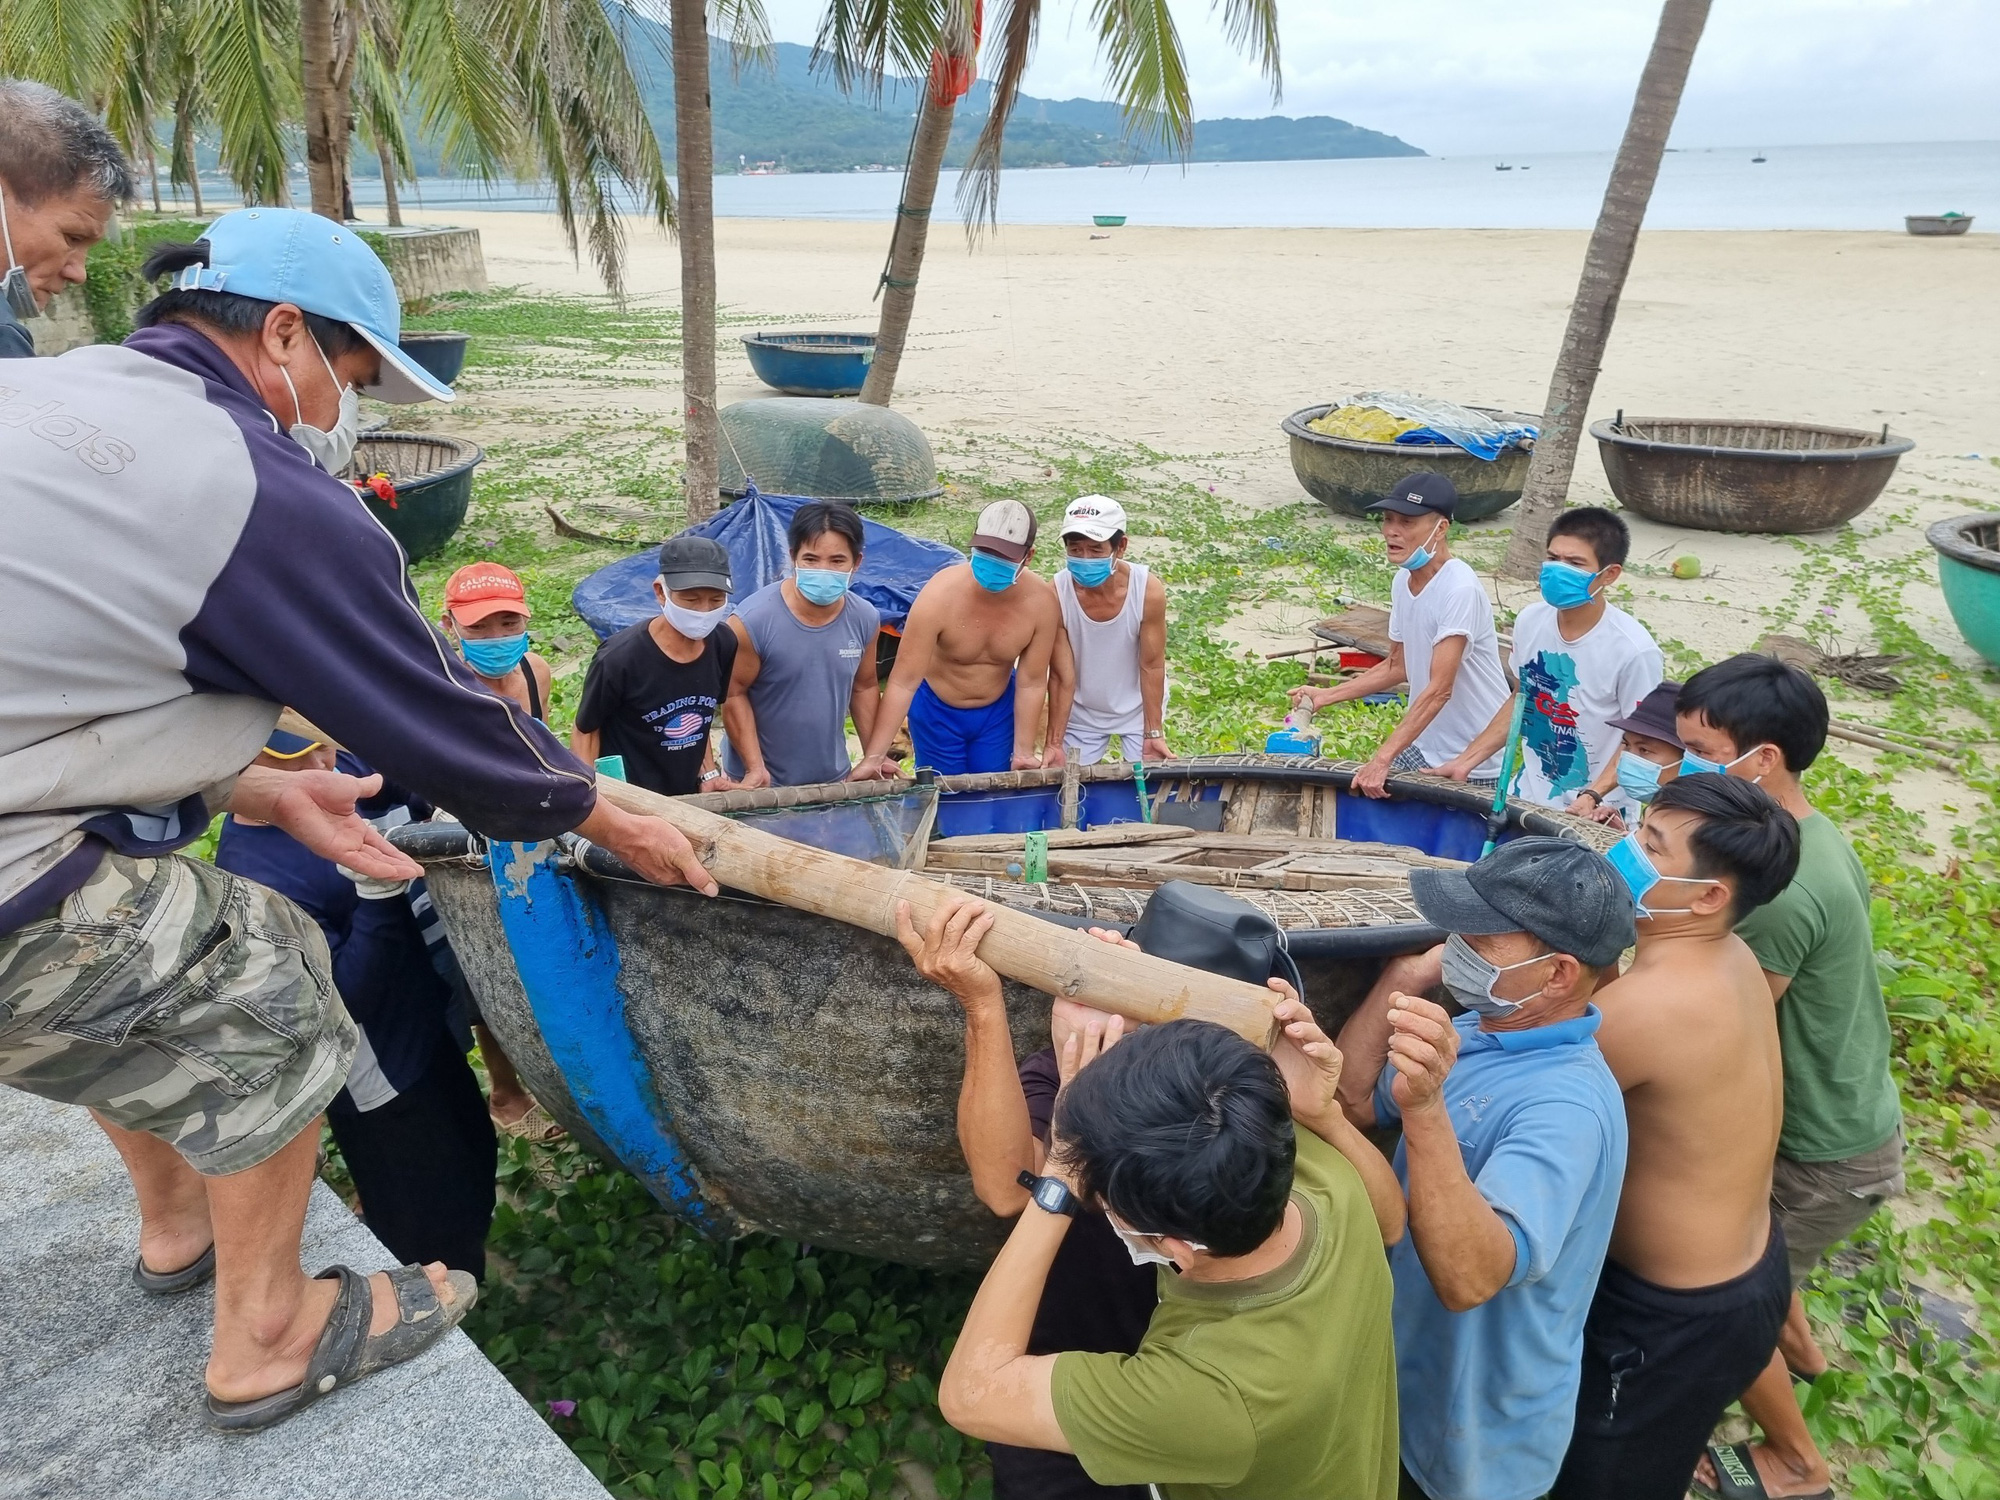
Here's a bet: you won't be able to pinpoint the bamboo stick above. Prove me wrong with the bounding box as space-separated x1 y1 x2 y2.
930 826 1197 853
1824 722 1955 771
593 777 1279 1043
1829 719 1972 756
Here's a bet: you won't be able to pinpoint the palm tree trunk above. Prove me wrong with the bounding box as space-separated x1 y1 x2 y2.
376 135 402 227
145 139 162 213
860 92 955 408
1498 0 1712 579
672 0 719 521
301 0 360 222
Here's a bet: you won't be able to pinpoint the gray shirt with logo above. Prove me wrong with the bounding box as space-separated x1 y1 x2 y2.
722 581 880 787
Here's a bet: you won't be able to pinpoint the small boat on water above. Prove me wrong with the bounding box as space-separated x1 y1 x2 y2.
1494 163 1512 171
397 756 1603 1268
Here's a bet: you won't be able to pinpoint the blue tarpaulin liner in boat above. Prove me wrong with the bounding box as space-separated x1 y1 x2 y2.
571 484 964 641
1332 390 1538 462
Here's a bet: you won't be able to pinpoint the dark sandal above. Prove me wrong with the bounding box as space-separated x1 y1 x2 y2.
132 1242 216 1296
1693 1441 1834 1500
205 1263 476 1431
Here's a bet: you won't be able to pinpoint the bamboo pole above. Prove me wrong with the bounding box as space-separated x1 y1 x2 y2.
593 777 1279 1044
1824 722 1955 771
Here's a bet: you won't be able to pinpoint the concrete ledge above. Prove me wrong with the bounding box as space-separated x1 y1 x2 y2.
374 225 489 304
34 286 95 356
0 1087 608 1500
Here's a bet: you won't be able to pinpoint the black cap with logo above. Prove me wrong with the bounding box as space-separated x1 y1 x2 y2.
1365 471 1459 518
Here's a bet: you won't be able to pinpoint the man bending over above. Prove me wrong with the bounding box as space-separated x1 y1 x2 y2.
852 499 1062 778
1552 773 1801 1499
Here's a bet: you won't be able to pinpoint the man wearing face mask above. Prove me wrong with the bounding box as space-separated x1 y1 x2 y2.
1675 655 1902 1500
722 502 883 788
851 498 1064 779
1045 495 1171 767
1289 473 1510 798
440 563 555 722
1342 837 1633 1500
0 79 133 358
1552 773 1800 1500
1 206 717 1432
573 535 740 797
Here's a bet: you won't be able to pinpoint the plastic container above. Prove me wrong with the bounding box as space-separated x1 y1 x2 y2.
1265 712 1322 756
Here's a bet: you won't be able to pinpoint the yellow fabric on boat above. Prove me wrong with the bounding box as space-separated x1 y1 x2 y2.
1307 406 1423 443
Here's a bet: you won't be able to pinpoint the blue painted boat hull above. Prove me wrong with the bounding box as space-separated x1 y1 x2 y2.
402 758 1599 1268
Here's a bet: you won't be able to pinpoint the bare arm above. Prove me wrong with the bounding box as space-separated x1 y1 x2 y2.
1764 970 1793 1003
937 1206 1070 1448
1388 998 1517 1310
1290 643 1407 712
849 628 883 752
1011 590 1060 770
720 618 770 789
1271 995 1405 1245
895 897 1040 1215
1045 627 1077 757
855 596 942 775
1139 574 1169 759
1438 691 1517 782
1374 635 1469 766
569 726 601 765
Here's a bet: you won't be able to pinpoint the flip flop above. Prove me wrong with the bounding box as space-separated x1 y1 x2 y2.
492 1101 566 1144
1693 1441 1834 1500
206 1263 476 1431
132 1243 216 1297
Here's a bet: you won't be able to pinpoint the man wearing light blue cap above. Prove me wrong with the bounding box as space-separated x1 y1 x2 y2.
0 209 717 1431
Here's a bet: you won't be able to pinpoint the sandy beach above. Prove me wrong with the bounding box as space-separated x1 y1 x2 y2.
431 211 1999 833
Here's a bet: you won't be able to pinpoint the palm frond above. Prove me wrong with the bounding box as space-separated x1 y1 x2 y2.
1213 0 1279 101
395 0 520 180
954 0 1036 228
812 0 947 100
1088 0 1191 157
192 0 299 204
0 0 133 103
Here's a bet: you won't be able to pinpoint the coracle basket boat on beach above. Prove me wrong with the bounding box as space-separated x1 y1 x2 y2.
395 755 1607 1270
344 432 484 562
1282 403 1538 522
1929 513 2000 667
1591 416 1912 534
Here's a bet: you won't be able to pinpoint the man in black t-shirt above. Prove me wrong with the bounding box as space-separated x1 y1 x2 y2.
573 536 740 796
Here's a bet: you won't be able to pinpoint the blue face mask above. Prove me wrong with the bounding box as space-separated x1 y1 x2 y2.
1605 831 1716 918
1616 751 1664 804
970 550 1022 592
1538 559 1603 609
1067 555 1115 588
1679 744 1766 780
461 632 530 677
794 568 851 606
1399 519 1445 572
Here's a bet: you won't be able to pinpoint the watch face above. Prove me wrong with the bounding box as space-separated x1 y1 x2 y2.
1035 1179 1068 1214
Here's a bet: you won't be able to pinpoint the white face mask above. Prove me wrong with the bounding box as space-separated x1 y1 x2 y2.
282 336 360 473
1107 1213 1205 1268
0 179 40 320
659 582 729 640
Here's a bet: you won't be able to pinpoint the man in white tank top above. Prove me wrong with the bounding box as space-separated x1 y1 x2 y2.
1046 496 1171 766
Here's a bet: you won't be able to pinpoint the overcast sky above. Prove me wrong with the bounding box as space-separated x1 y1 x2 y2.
751 0 1998 155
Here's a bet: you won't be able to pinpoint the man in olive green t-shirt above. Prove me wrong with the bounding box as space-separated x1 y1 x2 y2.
934 996 1401 1500
1677 656 1903 1500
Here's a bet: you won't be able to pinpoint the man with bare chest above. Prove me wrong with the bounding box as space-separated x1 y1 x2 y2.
852 500 1063 778
1551 772 1802 1500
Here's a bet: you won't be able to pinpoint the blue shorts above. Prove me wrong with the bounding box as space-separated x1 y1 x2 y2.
909 676 1017 776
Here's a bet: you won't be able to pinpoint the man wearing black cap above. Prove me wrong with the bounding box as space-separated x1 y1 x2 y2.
1288 473 1509 798
1343 837 1634 1500
572 535 741 796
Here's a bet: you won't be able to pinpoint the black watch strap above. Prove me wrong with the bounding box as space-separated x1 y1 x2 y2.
1018 1169 1080 1218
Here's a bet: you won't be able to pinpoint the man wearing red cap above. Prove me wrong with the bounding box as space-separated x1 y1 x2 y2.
438 563 554 728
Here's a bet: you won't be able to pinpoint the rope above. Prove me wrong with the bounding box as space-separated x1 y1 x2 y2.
878 274 920 291
896 206 932 220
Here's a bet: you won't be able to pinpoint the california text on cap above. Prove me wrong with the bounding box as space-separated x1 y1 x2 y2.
445 563 531 625
1409 836 1635 968
1606 682 1685 749
657 534 734 591
1364 471 1458 518
971 499 1037 563
1060 495 1127 541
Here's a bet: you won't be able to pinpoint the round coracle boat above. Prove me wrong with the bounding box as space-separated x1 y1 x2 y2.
1591 416 1912 534
1282 403 1538 522
718 397 941 504
1929 512 2000 667
394 755 1607 1269
344 432 484 561
741 332 877 397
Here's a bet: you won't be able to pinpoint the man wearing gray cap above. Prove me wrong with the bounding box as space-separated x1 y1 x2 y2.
1342 837 1634 1500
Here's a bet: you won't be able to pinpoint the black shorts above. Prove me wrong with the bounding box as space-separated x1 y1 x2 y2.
1550 1221 1790 1500
989 1443 1147 1500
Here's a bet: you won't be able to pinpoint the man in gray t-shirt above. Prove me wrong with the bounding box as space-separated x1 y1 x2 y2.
722 503 885 788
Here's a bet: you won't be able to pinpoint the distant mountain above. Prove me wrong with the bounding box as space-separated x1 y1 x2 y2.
614 36 1423 174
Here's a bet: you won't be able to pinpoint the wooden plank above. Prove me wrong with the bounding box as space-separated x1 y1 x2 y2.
593 777 1279 1043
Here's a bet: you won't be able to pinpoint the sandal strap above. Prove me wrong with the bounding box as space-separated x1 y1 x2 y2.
300 1265 372 1397
1704 1443 1773 1500
383 1262 444 1328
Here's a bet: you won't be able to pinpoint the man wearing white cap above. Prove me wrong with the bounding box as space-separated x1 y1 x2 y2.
852 499 1064 778
1045 496 1170 766
0 208 715 1432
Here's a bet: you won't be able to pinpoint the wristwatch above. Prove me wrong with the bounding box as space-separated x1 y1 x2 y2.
1573 788 1602 806
1018 1170 1080 1218
699 769 722 784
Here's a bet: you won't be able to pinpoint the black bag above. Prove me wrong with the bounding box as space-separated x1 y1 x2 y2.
1129 880 1305 1000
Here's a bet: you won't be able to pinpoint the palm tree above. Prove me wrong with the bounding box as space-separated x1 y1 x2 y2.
1498 0 1711 579
822 0 1282 408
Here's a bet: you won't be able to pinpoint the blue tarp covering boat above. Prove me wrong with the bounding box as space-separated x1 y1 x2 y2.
571 484 963 641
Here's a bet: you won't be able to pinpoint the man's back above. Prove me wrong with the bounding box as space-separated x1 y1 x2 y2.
1597 932 1783 1286
1050 1128 1398 1500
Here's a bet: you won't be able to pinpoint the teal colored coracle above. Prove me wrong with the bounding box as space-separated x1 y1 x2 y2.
1930 513 2000 667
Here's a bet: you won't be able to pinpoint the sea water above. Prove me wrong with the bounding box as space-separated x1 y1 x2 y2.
354 140 1996 231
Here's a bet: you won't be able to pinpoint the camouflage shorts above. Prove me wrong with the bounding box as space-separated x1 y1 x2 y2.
0 850 356 1175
